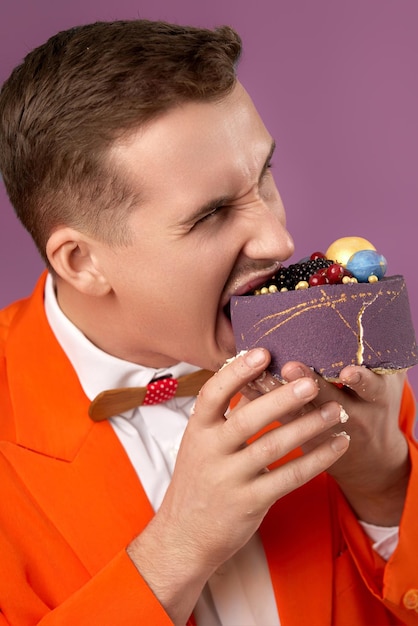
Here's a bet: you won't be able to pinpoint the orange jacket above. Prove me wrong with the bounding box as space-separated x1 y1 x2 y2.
1 272 418 625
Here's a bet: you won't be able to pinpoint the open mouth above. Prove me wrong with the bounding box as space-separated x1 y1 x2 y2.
222 265 282 322
223 301 232 321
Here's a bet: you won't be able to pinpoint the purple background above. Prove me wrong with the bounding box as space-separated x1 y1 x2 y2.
1 0 417 392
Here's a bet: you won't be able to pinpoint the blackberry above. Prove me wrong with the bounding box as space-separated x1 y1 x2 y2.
255 256 333 293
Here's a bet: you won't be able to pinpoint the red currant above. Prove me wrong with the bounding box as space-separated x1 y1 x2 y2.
309 273 329 287
326 263 345 284
310 251 326 260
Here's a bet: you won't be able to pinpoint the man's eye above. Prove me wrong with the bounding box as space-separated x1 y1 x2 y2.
195 206 222 226
260 160 275 188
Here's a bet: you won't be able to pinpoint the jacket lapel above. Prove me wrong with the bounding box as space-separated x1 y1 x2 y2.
3 272 155 573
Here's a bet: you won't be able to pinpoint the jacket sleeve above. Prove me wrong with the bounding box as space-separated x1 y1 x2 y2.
0 534 174 626
39 550 173 626
337 381 418 625
0 451 174 626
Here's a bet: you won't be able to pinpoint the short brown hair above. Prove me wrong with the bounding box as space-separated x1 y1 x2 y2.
0 20 241 261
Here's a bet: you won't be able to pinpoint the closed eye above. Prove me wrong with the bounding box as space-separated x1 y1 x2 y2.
187 140 276 230
193 202 226 227
196 206 221 224
193 162 274 229
262 159 274 177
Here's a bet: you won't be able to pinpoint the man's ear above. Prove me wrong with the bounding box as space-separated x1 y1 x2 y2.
46 227 111 296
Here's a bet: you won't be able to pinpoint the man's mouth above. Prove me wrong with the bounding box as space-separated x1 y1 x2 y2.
222 263 282 321
223 301 232 321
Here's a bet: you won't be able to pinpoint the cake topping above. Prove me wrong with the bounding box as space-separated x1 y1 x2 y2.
345 249 387 282
324 235 376 266
253 236 388 295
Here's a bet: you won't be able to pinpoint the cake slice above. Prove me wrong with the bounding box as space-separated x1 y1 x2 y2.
231 237 418 381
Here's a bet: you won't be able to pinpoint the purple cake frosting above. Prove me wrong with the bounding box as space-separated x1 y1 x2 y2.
231 275 418 381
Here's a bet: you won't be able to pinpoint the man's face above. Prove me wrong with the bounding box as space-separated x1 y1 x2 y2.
95 82 294 371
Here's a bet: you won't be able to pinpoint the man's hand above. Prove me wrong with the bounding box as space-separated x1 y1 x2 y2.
127 348 349 624
281 361 409 526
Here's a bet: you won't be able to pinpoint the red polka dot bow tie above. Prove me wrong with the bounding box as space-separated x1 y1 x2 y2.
88 369 214 422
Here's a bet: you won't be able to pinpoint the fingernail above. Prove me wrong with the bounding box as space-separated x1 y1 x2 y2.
293 378 315 399
320 403 339 423
245 348 266 367
343 371 361 386
320 404 349 423
331 431 350 451
284 365 305 382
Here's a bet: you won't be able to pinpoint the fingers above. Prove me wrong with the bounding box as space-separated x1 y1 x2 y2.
239 400 350 476
281 360 407 406
257 431 350 502
221 375 320 451
194 348 273 426
281 361 323 389
194 349 323 448
339 365 406 403
193 351 350 478
240 369 283 400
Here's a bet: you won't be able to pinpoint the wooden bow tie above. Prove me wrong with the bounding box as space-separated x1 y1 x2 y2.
88 369 214 422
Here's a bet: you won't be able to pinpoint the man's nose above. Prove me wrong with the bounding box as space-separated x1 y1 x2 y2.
242 204 295 262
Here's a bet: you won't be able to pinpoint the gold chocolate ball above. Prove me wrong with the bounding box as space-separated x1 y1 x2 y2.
325 236 376 267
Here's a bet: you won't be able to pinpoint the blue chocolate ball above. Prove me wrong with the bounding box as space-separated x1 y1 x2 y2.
346 250 387 282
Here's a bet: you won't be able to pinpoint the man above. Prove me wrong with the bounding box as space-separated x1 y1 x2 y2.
0 19 417 625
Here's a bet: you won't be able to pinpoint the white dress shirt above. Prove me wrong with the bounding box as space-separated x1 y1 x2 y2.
43 274 398 624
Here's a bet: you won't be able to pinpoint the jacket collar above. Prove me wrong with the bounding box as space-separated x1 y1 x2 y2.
4 271 94 460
